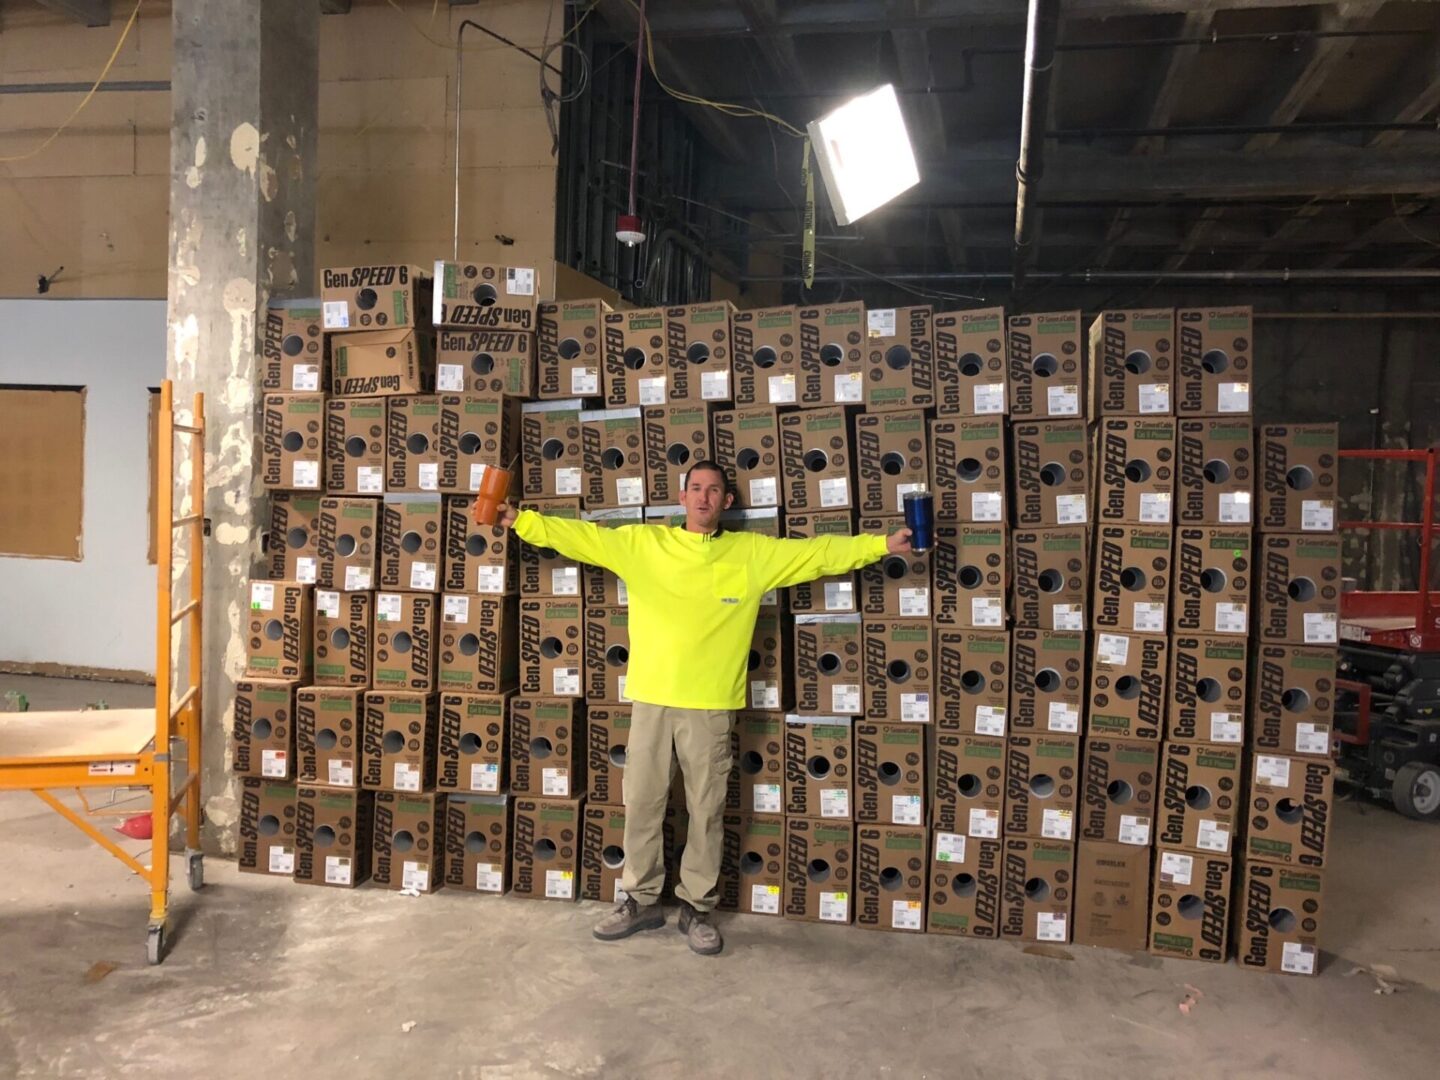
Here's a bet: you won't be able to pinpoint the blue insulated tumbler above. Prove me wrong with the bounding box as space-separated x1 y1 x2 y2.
902 489 934 553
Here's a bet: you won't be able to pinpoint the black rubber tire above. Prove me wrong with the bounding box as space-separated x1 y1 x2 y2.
1392 762 1440 821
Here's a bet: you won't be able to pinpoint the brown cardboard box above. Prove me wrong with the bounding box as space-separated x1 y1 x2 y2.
260 393 324 491
780 406 855 512
520 400 586 500
379 495 444 592
442 497 518 596
511 697 584 799
437 394 522 495
1172 526 1252 636
935 307 1007 417
1004 735 1081 842
296 685 364 787
786 512 858 615
798 301 866 406
930 417 1006 523
372 791 446 892
794 616 863 716
294 785 373 887
1012 420 1090 526
581 407 646 510
437 692 509 794
1073 841 1151 950
1256 534 1341 646
859 516 932 618
728 711 784 815
935 630 1009 737
324 397 387 496
1252 645 1337 757
862 621 934 724
747 608 791 712
587 704 631 807
1009 628 1085 736
1088 632 1168 741
642 402 712 505
313 589 372 687
1095 418 1177 526
584 606 630 703
517 497 585 597
323 263 431 332
783 714 854 819
1008 310 1083 419
438 594 519 694
854 722 926 825
1258 424 1339 533
1168 636 1248 746
719 813 786 915
233 678 297 780
1149 848 1231 961
931 733 1005 837
330 328 435 396
315 497 379 592
1247 754 1334 867
537 299 610 399
783 818 855 924
1237 861 1324 976
519 597 585 698
934 524 1008 630
443 793 512 893
262 301 326 393
385 394 441 493
1088 309 1175 417
372 591 437 692
863 306 934 413
927 831 1003 937
666 300 738 403
1011 527 1087 630
581 508 641 609
1093 525 1173 633
361 691 438 792
1157 742 1242 856
712 405 781 508
1080 739 1159 847
855 409 928 516
731 306 799 406
245 580 312 681
1000 837 1075 942
269 493 322 583
1176 306 1254 417
603 308 669 407
855 824 928 932
581 803 629 903
511 796 582 900
237 778 298 876
437 328 533 398
432 261 536 332
1177 419 1254 526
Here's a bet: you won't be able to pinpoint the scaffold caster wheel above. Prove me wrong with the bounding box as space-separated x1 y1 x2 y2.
146 924 166 966
187 851 205 891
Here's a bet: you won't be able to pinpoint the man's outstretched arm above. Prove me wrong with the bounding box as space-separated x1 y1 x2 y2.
756 527 913 591
497 502 632 575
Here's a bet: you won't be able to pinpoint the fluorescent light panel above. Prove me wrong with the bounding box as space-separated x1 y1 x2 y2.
806 83 920 227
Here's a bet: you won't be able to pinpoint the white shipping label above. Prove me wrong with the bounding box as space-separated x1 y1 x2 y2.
1196 819 1231 853
1098 633 1131 666
268 846 295 875
901 693 930 723
324 855 352 885
753 784 782 814
1041 808 1073 841
250 582 276 611
552 565 579 595
613 884 629 904
545 869 574 899
867 308 897 338
935 832 967 863
1282 941 1317 975
617 672 628 703
475 863 503 892
261 749 288 778
895 482 926 514
1210 714 1243 744
1036 912 1067 943
819 891 849 923
553 668 580 696
570 367 599 396
1296 722 1330 755
751 884 781 914
1139 492 1172 524
376 593 403 623
357 467 384 494
1304 612 1338 644
975 706 1006 737
1215 602 1248 634
328 759 354 787
751 681 780 710
505 267 535 296
820 788 850 818
1160 851 1194 886
1055 493 1087 524
824 581 854 611
437 363 466 392
1053 603 1084 630
969 808 1000 838
820 477 850 508
1218 381 1250 413
409 561 437 591
468 464 489 493
615 476 645 506
542 767 570 797
892 900 923 931
899 588 930 617
322 300 350 329
316 590 342 619
1256 755 1292 787
617 579 630 606
1302 499 1335 532
1133 601 1166 632
471 762 499 792
476 564 506 594
292 365 320 392
345 565 374 591
1219 491 1252 524
1047 701 1079 734
443 595 470 623
749 476 778 506
393 763 421 792
974 383 1005 415
555 467 582 496
768 374 797 403
402 862 430 892
835 372 864 402
893 795 923 825
1139 383 1170 414
972 491 1004 521
1118 814 1151 846
1048 385 1079 416
293 460 320 489
639 377 667 405
760 588 778 607
701 370 730 400
971 597 1003 627
832 685 861 713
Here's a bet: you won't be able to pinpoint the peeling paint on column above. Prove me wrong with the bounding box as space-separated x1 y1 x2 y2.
236 226 248 260
230 121 260 176
260 158 279 202
284 211 297 242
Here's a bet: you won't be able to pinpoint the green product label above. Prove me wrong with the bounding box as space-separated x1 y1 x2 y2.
814 520 853 537
746 719 780 735
335 348 349 374
1043 538 1082 551
758 314 793 329
1280 872 1321 893
319 696 354 711
968 744 1003 759
1092 714 1127 732
822 623 859 639
1210 535 1249 550
414 402 440 416
268 783 299 799
256 688 289 703
962 425 1000 440
605 418 640 433
886 836 923 850
1133 536 1172 550
1297 544 1339 560
1117 750 1155 765
870 389 906 404
824 312 860 326
807 417 843 432
540 808 574 823
971 639 1005 654
893 628 929 642
1034 846 1070 862
885 420 923 433
342 505 374 519
467 702 502 718
290 400 321 414
564 304 597 320
350 404 383 419
1293 432 1334 448
966 531 1003 545
464 401 498 416
751 822 783 837
1197 753 1237 771
547 605 581 619
1037 317 1077 334
608 813 626 828
249 657 278 670
1037 744 1076 760
1154 933 1194 951
319 794 354 810
289 307 321 320
965 315 1001 333
390 699 423 714
291 496 322 512
882 730 921 746
469 801 504 817
693 310 725 324
610 614 627 629
1210 426 1249 441
815 826 851 841
739 416 774 431
443 263 459 297
1209 316 1249 331
1131 318 1171 332
411 502 441 515
629 317 663 331
1205 646 1245 660
813 725 849 740
611 715 632 729
1251 837 1292 857
1134 426 1174 441
316 664 346 678
393 291 408 325
1044 428 1084 443
932 912 969 929
1293 655 1335 671
537 704 571 720
1042 635 1082 651
439 671 471 686
672 409 706 424
398 796 431 814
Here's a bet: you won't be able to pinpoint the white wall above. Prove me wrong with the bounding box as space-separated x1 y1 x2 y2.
0 300 166 676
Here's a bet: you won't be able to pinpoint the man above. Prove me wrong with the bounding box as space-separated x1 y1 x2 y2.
497 461 910 955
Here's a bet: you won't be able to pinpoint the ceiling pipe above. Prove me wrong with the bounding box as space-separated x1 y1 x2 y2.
1012 0 1060 289
741 268 1440 284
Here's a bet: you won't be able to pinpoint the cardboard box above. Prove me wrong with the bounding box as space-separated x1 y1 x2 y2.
438 594 519 694
1095 418 1177 526
712 405 781 508
517 497 585 597
1008 310 1083 419
330 328 435 396
854 824 928 931
442 497 518 596
731 306 799 406
1009 628 1085 736
933 524 1008 630
1073 841 1151 951
361 690 438 792
443 793 512 893
1004 735 1081 842
1252 645 1337 757
268 493 321 583
510 696 583 799
1258 424 1339 533
855 409 927 516
520 400 586 500
1168 636 1248 746
1148 848 1231 961
581 803 629 903
862 621 934 724
854 722 925 824
728 711 784 815
1080 739 1159 847
313 589 372 687
323 263 431 332
584 606 630 703
1172 526 1252 636
437 328 534 398
1088 632 1168 741
747 608 790 712
537 299 610 399
245 580 312 681
580 407 646 509
323 397 386 496
935 630 1009 737
372 591 438 692
1012 420 1090 526
786 512 858 615
1176 306 1254 417
718 812 786 915
1256 534 1341 645
1093 525 1173 633
432 261 536 332
581 508 640 609
603 307 669 407
930 417 1006 524
642 402 713 505
1157 742 1242 855
666 300 737 403
436 394 522 495
931 733 1005 837
296 685 364 787
783 818 855 924
858 516 931 619
780 406 855 512
1237 861 1324 976
586 704 630 807
783 714 853 819
511 796 582 900
385 394 441 493
314 497 379 592
1247 754 1334 867
934 307 1007 417
1000 837 1075 942
519 598 584 697
262 301 326 393
437 692 510 794
1088 309 1175 417
1011 527 1087 630
294 785 374 887
237 778 298 876
863 306 934 412
797 301 866 406
794 616 863 716
260 393 324 491
372 791 445 892
926 831 1003 937
1177 419 1254 526
379 495 444 593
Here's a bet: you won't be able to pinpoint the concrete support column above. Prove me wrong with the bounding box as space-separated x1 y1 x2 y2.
165 0 318 851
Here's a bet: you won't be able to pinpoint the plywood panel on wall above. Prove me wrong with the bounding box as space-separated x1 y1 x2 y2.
0 386 85 560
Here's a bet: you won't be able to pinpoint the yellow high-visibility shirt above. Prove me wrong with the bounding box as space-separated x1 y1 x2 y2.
513 511 889 710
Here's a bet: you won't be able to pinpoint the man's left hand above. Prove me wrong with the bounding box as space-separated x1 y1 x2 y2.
887 528 914 555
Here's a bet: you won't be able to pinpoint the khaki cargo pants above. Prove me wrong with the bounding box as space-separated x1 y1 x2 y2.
621 702 732 913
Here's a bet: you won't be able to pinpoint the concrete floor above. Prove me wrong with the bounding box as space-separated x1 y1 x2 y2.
1 675 1437 1079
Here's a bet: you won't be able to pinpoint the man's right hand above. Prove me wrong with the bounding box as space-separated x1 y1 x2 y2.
496 501 519 530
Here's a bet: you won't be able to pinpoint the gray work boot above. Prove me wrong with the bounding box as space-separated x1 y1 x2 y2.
677 900 723 956
593 896 665 941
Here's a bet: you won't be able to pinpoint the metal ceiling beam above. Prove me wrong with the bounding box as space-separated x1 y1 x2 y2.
1237 203 1324 271
737 0 811 93
1013 0 1061 285
1316 200 1431 269
1364 38 1440 149
33 0 110 25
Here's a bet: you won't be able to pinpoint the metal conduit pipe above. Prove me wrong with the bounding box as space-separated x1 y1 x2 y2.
741 269 1440 284
1012 0 1060 288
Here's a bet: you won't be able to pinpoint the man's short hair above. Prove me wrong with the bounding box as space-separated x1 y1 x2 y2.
685 459 733 500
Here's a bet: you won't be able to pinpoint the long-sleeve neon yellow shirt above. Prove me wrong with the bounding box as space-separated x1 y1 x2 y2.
513 510 889 710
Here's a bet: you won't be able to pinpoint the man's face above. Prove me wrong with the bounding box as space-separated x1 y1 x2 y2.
679 468 734 532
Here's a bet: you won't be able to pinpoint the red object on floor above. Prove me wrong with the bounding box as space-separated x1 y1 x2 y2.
115 814 153 840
